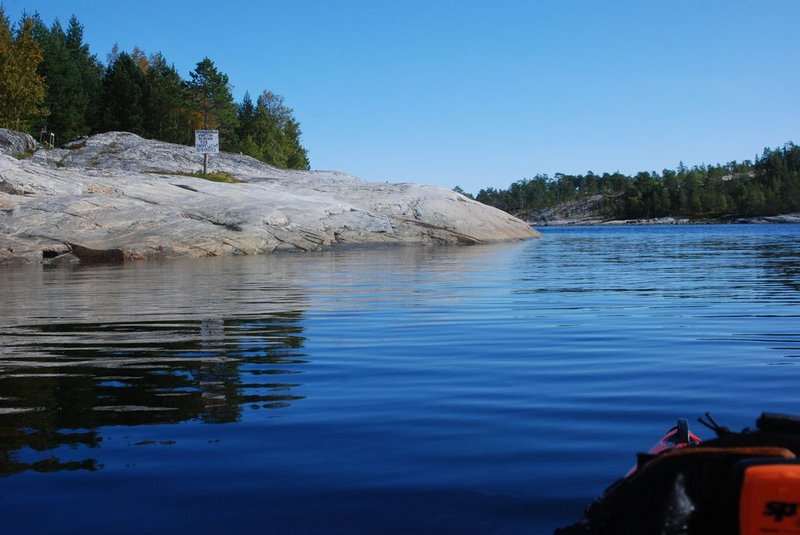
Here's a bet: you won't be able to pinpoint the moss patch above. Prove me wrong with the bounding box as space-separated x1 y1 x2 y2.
146 171 242 184
189 171 241 183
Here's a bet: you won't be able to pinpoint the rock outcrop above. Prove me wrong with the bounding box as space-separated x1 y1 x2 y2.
526 195 693 226
0 130 538 265
526 194 615 226
0 129 37 158
524 190 800 226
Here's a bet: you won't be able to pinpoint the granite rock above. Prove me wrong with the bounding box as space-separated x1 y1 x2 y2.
0 131 538 265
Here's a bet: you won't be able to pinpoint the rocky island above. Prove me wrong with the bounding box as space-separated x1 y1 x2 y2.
0 129 538 265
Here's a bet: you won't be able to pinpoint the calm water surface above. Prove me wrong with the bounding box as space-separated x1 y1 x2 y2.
1 225 800 534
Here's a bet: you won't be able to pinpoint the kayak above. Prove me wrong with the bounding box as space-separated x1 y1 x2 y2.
645 418 703 454
555 412 800 535
624 418 703 477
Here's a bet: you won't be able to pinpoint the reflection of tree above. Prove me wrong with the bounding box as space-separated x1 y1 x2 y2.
0 419 101 477
0 311 307 476
756 242 800 293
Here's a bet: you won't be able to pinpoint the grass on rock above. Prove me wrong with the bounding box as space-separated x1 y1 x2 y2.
146 171 242 183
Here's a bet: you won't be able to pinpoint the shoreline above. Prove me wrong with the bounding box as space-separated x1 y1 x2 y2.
529 213 800 227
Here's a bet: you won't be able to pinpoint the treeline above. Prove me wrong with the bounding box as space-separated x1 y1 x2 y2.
0 8 309 169
471 143 800 220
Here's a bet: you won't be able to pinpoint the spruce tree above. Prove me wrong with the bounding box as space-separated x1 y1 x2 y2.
143 52 189 143
284 119 310 170
252 91 284 166
102 52 146 134
31 15 96 143
250 90 309 170
64 15 103 135
236 91 261 158
237 91 255 139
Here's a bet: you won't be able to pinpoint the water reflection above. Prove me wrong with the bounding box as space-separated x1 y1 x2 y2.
1 228 799 534
0 259 310 476
0 245 517 479
754 242 800 293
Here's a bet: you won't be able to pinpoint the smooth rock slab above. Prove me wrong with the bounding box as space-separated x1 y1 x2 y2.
0 131 538 265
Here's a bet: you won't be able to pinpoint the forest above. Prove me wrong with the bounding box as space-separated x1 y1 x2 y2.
0 8 309 170
470 143 800 220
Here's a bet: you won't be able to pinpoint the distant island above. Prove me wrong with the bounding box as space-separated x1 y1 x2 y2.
467 142 800 225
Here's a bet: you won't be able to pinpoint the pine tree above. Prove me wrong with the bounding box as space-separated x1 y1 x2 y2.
187 57 238 150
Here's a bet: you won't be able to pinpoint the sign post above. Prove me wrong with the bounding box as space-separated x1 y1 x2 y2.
194 130 219 174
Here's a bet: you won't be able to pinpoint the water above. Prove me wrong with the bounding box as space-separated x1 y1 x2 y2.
1 225 799 534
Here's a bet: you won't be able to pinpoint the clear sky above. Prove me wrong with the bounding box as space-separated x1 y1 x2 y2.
6 1 800 193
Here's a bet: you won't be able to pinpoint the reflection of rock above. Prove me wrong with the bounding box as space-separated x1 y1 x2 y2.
0 252 318 476
200 318 225 346
0 312 308 476
0 130 539 265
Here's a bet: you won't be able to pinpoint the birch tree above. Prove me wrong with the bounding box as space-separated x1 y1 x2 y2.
0 10 46 131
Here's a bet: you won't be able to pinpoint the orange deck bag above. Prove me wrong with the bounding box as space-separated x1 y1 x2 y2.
740 463 800 535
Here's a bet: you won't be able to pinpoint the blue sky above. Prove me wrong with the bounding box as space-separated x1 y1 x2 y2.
6 1 800 193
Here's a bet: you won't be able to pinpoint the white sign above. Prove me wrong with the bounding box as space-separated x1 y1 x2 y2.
195 130 219 154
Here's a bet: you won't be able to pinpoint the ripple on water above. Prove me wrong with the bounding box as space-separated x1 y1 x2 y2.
0 225 799 534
